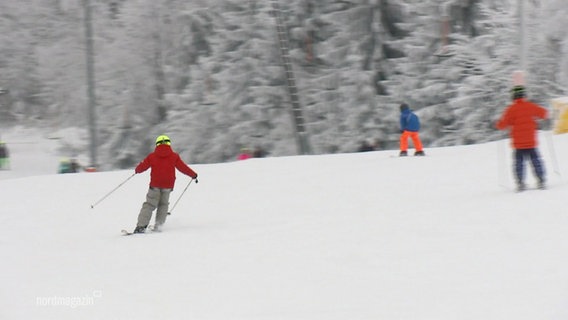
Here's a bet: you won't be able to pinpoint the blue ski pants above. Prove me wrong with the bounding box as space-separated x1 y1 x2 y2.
514 148 545 184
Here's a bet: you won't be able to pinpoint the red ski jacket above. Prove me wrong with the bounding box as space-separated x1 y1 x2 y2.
496 98 547 149
135 145 197 189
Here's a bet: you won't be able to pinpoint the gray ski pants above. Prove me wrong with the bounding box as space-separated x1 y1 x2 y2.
136 187 172 228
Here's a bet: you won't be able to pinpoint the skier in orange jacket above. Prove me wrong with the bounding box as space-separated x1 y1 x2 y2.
496 86 547 191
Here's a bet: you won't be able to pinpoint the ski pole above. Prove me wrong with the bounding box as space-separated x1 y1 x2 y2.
497 138 508 190
90 173 136 209
168 178 195 215
544 130 561 176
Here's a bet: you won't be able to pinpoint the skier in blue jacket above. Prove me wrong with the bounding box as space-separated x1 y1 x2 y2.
399 103 425 156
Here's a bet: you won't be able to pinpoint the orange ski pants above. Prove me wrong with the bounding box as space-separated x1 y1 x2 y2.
400 130 423 152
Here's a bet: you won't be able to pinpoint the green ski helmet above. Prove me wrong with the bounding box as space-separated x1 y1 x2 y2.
512 85 526 100
155 135 171 146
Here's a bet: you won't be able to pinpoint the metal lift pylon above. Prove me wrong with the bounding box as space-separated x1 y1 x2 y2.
271 0 311 155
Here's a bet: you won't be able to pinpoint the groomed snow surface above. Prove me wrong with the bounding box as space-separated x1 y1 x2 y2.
2 128 568 320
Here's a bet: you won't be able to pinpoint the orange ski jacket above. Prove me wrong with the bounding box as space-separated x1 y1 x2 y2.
496 98 547 149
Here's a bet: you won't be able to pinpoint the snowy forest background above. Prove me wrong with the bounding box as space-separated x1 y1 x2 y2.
0 0 567 169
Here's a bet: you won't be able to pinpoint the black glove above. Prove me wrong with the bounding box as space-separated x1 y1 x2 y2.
194 176 199 184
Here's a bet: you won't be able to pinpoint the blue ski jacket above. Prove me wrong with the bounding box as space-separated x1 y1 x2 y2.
400 109 420 132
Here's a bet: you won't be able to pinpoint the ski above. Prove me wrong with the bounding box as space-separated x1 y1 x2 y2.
121 226 161 236
390 154 427 158
121 229 134 236
516 186 547 193
502 183 548 193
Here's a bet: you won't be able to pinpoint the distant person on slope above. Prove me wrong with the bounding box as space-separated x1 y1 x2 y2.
69 158 82 173
399 103 425 156
0 141 9 169
358 140 375 152
237 147 252 161
58 158 72 174
496 85 547 191
132 135 198 233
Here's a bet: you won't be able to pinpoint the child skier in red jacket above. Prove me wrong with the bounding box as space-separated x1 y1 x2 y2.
132 135 198 233
496 86 547 191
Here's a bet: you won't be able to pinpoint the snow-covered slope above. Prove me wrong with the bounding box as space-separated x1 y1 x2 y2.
2 129 568 319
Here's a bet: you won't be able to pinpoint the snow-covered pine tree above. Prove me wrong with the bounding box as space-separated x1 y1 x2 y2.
2 0 566 166
386 0 461 146
281 0 404 153
441 1 520 146
528 0 568 103
162 0 298 162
